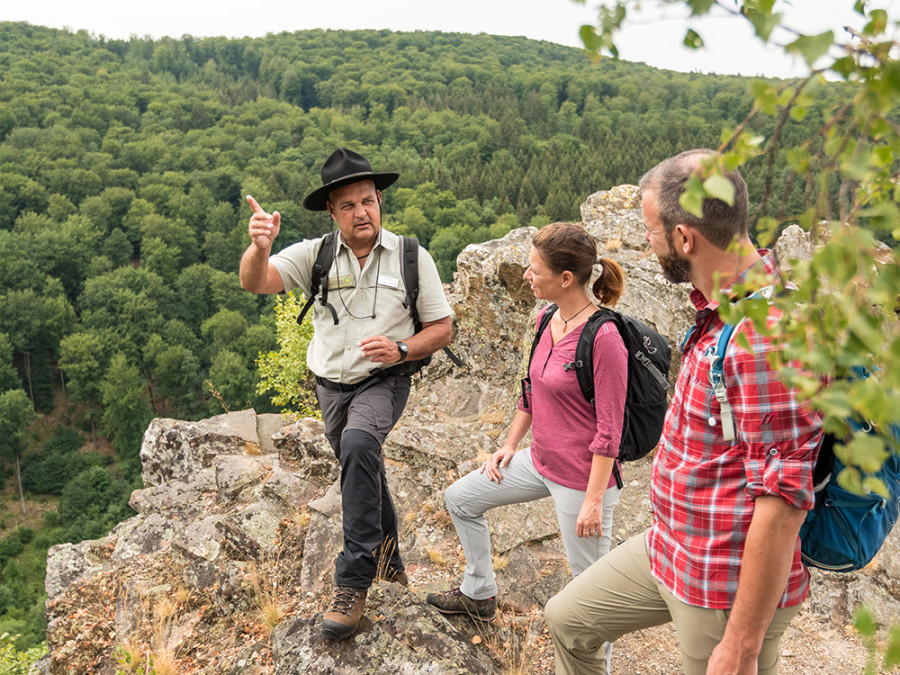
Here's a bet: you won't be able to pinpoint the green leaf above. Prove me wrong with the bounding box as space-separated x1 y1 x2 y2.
785 31 834 68
683 29 704 49
883 60 900 92
818 387 853 420
745 298 772 330
755 217 779 247
865 9 888 35
786 147 810 173
848 376 885 420
860 203 900 233
744 9 782 42
679 175 705 218
751 79 778 115
854 605 877 638
703 174 735 205
843 431 890 476
722 151 744 171
789 105 808 122
830 56 856 79
861 476 891 500
686 0 716 15
580 25 605 54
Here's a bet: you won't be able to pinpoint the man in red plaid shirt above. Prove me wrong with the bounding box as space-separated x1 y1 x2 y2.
545 149 823 675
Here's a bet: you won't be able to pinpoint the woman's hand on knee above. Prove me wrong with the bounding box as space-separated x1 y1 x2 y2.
480 446 515 483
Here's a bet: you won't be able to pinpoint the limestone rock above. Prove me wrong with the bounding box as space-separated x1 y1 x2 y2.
443 227 537 384
255 461 326 513
171 514 225 562
300 483 344 599
140 409 261 487
774 223 817 271
273 418 339 482
273 585 500 675
215 454 274 503
217 501 284 559
45 537 115 601
129 476 211 519
110 512 183 561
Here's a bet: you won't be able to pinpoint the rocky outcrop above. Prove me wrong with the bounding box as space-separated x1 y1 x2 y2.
41 187 894 674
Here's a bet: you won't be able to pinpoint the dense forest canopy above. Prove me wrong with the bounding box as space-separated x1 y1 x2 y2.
0 21 850 647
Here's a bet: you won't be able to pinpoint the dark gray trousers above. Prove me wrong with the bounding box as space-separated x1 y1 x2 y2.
316 375 411 588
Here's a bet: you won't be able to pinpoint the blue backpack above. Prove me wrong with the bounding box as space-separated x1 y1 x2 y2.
711 312 900 572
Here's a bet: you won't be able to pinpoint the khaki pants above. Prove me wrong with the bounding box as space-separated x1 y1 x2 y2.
544 531 802 675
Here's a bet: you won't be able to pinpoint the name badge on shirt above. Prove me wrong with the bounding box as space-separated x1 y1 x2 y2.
377 275 400 288
327 274 355 291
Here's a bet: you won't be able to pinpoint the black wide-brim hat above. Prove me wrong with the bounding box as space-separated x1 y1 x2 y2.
303 147 400 211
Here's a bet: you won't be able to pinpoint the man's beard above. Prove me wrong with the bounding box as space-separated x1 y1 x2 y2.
658 239 692 284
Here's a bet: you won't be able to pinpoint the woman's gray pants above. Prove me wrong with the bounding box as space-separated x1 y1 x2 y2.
444 446 621 599
444 446 620 673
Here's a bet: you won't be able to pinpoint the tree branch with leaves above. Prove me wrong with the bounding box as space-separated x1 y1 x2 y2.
577 0 899 667
578 0 899 482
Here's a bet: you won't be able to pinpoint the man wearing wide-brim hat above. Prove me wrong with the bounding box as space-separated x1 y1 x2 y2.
240 147 453 639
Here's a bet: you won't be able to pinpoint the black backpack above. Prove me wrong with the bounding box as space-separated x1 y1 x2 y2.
296 231 462 369
522 304 671 487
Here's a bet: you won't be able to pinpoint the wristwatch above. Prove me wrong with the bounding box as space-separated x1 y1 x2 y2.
396 341 409 362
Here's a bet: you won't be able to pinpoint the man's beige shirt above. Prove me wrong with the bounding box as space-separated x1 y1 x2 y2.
270 228 452 384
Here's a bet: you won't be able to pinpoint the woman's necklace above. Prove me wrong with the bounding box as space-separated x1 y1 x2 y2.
559 300 595 332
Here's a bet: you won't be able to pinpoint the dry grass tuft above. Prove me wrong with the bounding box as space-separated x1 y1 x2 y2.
468 606 547 675
426 548 449 566
247 549 287 635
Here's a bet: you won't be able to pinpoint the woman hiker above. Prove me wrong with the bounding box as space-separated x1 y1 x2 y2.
426 222 628 674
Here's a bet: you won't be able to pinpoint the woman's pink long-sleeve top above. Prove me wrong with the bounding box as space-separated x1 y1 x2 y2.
518 307 628 491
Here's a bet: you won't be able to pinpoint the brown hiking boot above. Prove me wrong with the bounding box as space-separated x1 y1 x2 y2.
425 587 496 621
321 586 367 639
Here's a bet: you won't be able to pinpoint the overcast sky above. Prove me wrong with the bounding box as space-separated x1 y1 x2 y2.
1 0 889 78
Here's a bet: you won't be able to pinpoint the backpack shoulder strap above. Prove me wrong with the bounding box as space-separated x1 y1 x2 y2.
296 231 339 326
399 236 421 327
398 235 464 369
709 285 776 441
709 319 742 442
521 304 557 409
571 308 615 406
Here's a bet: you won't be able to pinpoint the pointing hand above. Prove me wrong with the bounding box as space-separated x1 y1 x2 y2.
246 195 281 250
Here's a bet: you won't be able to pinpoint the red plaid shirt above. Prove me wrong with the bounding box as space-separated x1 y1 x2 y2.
648 251 823 609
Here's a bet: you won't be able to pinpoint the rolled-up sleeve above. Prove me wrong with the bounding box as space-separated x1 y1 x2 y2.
729 325 822 510
269 239 318 296
415 247 452 323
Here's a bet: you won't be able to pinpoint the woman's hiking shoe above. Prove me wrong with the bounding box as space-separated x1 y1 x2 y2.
425 587 496 621
321 586 368 639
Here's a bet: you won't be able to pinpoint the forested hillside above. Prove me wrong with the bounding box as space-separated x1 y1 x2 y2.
0 21 846 647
